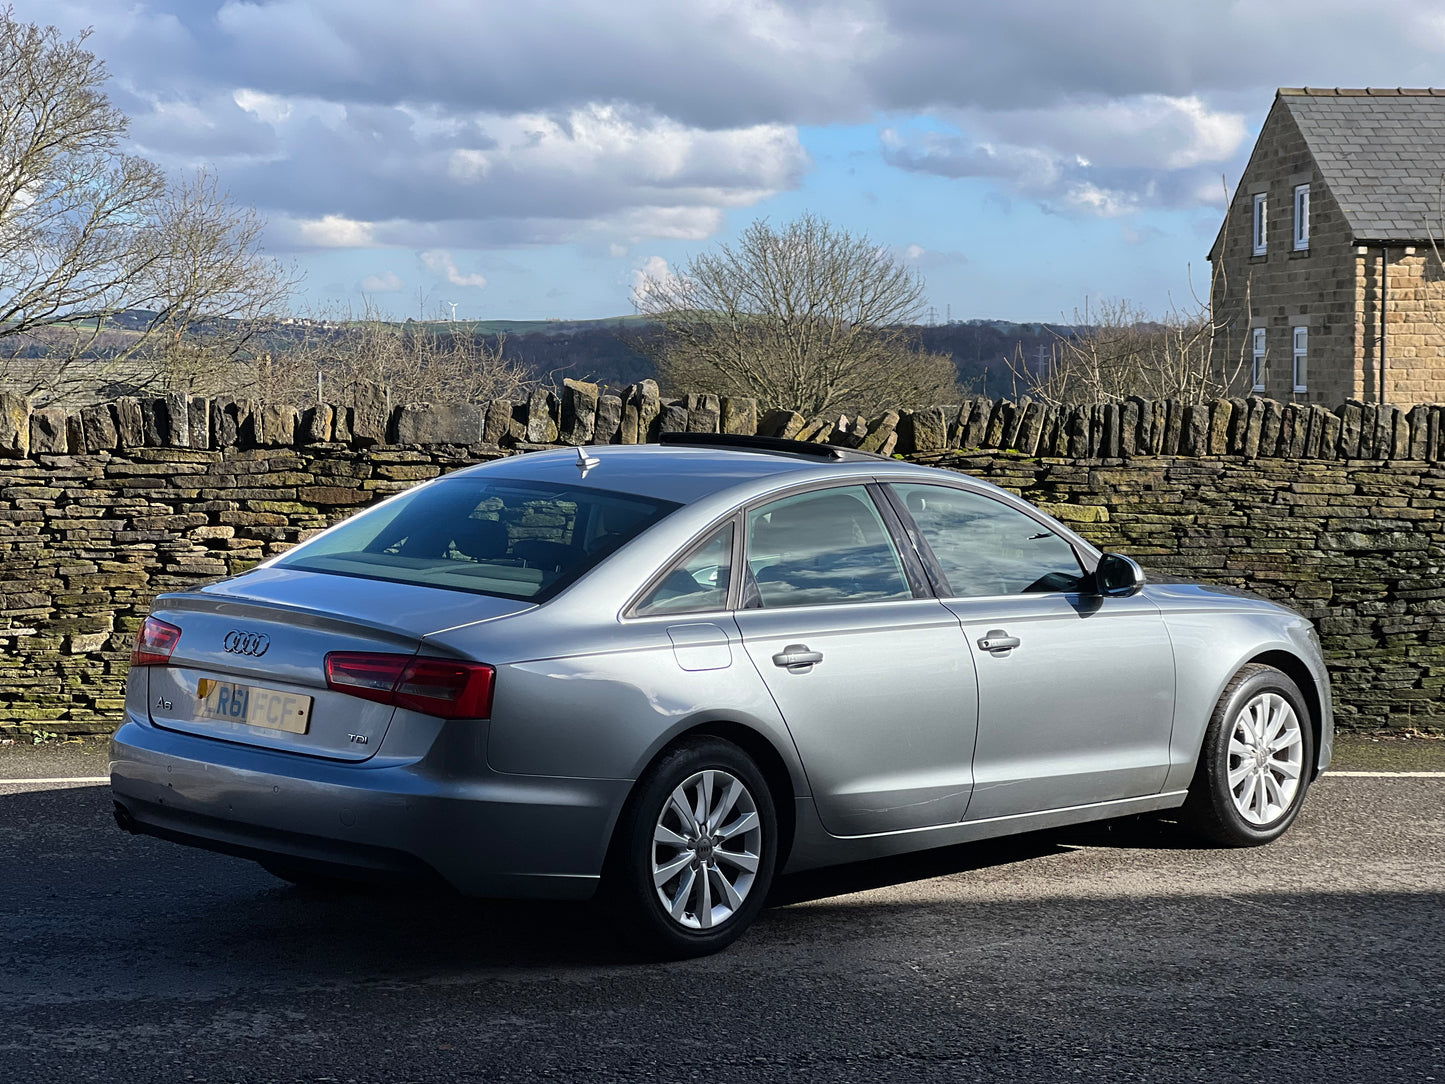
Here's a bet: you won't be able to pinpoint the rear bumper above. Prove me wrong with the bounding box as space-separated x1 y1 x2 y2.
109 715 632 900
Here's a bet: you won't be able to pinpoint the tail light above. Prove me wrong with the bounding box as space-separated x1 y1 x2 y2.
131 616 182 666
325 652 495 720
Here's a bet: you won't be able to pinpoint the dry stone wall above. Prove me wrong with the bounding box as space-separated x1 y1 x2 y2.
1 380 1443 739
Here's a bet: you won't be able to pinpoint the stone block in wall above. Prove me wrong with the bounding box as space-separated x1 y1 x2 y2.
629 381 661 442
352 381 389 445
983 400 1009 447
30 407 71 454
857 410 900 454
164 393 191 448
1118 400 1139 456
1241 398 1264 458
620 402 640 444
1102 402 1122 458
1389 405 1408 459
1089 404 1106 457
1160 400 1182 455
1318 410 1341 460
720 397 757 436
758 409 804 439
255 403 298 447
1006 399 1032 451
1358 404 1379 458
594 395 623 444
0 391 29 457
300 404 333 444
657 402 689 435
189 397 210 449
559 379 599 445
526 388 559 443
1224 399 1248 455
114 397 145 448
906 406 948 453
1408 405 1431 460
482 400 514 445
685 392 721 415
1336 400 1362 457
332 404 353 444
686 407 719 434
962 397 992 449
1284 406 1308 457
1016 401 1048 456
1429 407 1442 462
796 415 829 442
394 402 482 445
79 404 118 453
1181 404 1209 456
1304 406 1328 458
1148 399 1167 455
1061 406 1086 457
140 397 168 445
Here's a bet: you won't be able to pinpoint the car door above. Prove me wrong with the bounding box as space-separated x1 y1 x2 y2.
885 481 1176 822
732 484 979 837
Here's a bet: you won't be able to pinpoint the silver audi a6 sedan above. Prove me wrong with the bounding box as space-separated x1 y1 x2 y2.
112 433 1333 957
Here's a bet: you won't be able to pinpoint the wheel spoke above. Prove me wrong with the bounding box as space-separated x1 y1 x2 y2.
669 785 699 834
708 779 744 832
714 847 760 873
653 852 692 888
1270 757 1302 780
654 822 690 848
1253 770 1270 820
695 771 714 827
697 863 713 928
716 810 759 841
668 866 696 921
1228 737 1253 760
1234 771 1258 813
708 864 744 911
1270 727 1302 755
1228 762 1254 788
1261 696 1285 746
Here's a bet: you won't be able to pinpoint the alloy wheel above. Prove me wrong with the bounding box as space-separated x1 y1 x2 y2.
1227 691 1304 826
650 769 763 931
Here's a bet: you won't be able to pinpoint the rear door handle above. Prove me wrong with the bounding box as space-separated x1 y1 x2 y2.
772 644 823 670
978 630 1021 654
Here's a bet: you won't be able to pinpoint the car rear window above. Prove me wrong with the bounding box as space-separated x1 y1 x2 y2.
270 478 680 601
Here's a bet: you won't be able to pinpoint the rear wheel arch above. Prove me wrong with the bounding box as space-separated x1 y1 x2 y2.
614 720 799 874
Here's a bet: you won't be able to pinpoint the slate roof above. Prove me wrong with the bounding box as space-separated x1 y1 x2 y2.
1281 88 1445 242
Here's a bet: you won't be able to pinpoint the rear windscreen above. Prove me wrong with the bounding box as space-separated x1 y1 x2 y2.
270 478 680 601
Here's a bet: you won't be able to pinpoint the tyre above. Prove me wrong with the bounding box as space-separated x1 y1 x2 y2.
1181 663 1315 846
606 737 778 959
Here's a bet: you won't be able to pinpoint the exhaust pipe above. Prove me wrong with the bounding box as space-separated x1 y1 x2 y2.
113 801 138 834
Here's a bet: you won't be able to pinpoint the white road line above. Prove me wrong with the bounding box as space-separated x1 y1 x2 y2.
1327 770 1445 778
0 776 109 785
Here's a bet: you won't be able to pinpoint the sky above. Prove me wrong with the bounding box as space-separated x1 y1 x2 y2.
15 1 1445 324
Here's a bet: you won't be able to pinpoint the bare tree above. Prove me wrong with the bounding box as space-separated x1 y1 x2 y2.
0 9 293 404
633 213 960 416
255 302 535 407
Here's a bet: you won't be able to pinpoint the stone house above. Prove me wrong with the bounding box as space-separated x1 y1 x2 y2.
1210 87 1445 407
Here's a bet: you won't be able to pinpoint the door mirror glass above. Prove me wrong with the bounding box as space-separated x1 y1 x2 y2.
1095 553 1146 597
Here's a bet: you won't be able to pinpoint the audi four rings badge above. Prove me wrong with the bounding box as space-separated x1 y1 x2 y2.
223 630 271 656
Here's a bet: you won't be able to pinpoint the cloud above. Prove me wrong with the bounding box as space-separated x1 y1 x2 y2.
280 214 376 248
631 255 675 306
902 244 968 269
420 250 487 289
359 271 402 292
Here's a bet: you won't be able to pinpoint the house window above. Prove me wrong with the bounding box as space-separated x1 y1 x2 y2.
1293 184 1310 251
1292 326 1308 393
1252 193 1268 255
1252 328 1266 392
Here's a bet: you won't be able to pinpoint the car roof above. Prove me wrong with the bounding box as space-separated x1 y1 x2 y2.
443 441 966 505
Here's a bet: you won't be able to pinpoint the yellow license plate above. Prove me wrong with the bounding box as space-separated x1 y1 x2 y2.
197 678 312 734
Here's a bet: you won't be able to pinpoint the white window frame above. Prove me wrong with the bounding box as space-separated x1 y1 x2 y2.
1252 193 1268 255
1292 326 1308 393
1293 184 1310 251
1252 327 1266 392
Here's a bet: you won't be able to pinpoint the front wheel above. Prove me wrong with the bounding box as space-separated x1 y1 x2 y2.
1181 663 1315 846
606 737 778 959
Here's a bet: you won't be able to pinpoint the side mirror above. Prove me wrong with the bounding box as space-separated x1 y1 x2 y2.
1095 552 1145 598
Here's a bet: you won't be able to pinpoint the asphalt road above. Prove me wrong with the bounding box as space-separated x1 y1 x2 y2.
0 743 1441 1083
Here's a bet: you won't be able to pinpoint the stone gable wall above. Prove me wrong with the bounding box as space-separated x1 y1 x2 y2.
1212 101 1361 405
1 383 1443 739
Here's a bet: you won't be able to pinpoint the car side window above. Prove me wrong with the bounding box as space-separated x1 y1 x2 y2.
890 483 1086 597
634 522 734 616
745 486 912 608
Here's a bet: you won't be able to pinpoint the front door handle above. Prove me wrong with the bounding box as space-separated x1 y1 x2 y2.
978 630 1021 654
772 644 823 670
